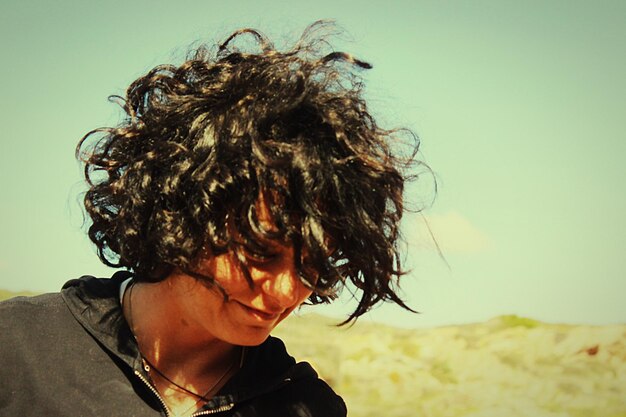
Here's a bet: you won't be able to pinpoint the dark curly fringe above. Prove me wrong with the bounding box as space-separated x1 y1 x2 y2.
77 21 426 323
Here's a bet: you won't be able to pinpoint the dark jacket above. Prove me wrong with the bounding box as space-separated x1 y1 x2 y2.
0 272 346 416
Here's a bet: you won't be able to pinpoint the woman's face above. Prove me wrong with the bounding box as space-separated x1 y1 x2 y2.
167 199 315 347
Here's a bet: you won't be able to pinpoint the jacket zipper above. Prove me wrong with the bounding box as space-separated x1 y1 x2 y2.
192 403 235 416
134 369 172 417
134 369 235 416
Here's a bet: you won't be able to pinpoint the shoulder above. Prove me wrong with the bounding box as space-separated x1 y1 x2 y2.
0 292 82 400
229 336 347 417
0 272 128 335
277 374 347 417
0 272 129 352
0 292 68 333
0 291 64 310
236 369 347 417
0 292 86 364
0 273 149 416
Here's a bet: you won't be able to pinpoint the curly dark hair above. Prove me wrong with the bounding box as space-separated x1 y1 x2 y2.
77 21 425 323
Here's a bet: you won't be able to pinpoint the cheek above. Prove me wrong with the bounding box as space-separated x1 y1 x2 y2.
298 284 314 302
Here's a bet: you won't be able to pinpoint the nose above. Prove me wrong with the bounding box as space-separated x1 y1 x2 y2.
260 265 303 309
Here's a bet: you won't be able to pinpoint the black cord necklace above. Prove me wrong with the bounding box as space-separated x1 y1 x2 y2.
140 354 236 401
126 281 243 402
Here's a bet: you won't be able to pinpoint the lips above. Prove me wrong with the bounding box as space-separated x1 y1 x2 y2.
236 302 282 322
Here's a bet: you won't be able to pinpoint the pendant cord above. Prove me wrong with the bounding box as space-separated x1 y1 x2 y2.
141 354 237 401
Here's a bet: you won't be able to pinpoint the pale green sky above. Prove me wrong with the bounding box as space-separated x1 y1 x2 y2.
1 0 624 327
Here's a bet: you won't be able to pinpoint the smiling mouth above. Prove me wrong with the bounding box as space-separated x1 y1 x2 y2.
236 302 282 321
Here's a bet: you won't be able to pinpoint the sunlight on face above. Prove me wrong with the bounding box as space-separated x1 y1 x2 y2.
173 193 314 346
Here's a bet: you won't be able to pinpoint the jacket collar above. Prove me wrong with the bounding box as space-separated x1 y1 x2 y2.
60 272 318 408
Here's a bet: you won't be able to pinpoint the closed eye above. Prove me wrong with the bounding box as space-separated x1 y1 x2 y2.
242 246 280 265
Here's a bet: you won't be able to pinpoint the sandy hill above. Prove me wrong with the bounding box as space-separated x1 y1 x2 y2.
274 313 626 417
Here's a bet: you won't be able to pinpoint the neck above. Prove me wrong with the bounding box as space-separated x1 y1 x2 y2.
124 278 238 380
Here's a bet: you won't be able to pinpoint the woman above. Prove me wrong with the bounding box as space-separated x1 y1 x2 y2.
0 22 422 416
